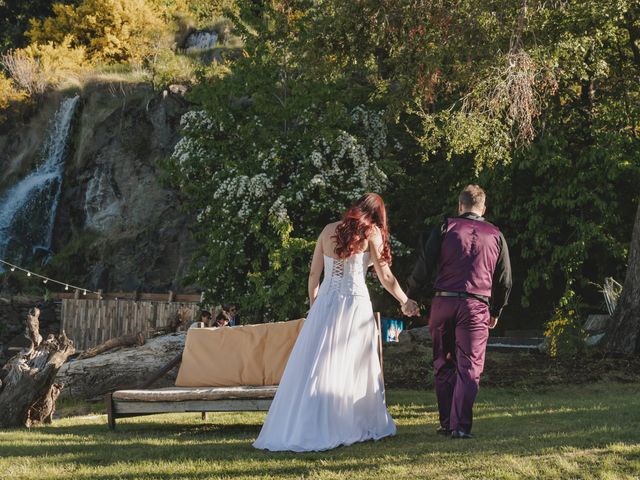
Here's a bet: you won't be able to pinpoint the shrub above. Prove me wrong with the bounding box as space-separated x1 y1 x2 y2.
0 72 27 122
147 48 198 89
544 289 586 358
167 87 395 320
26 0 168 64
1 49 46 95
1 37 87 95
180 0 237 25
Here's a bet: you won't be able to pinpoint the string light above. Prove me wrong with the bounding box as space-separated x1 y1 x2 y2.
0 258 100 297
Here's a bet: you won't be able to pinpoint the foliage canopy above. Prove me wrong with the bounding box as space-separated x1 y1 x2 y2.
166 0 640 326
0 0 638 328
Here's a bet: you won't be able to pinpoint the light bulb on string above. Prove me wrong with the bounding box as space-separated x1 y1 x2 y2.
43 279 48 284
27 272 31 277
10 267 15 272
83 290 87 295
65 284 69 291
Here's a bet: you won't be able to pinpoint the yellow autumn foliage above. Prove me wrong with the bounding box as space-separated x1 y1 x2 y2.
2 36 87 94
26 0 168 64
0 72 27 123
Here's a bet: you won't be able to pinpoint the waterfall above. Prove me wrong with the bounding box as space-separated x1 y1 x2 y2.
0 95 80 269
185 31 218 52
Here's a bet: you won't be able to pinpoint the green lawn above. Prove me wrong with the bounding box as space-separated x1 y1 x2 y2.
1 383 639 479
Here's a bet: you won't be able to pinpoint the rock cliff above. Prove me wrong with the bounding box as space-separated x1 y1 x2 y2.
0 82 197 292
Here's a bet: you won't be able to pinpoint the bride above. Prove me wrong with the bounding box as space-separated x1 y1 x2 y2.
253 192 418 452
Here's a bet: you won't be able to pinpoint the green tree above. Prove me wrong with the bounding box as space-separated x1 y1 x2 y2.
0 1 77 52
167 0 640 328
477 0 640 322
299 0 640 323
165 25 396 319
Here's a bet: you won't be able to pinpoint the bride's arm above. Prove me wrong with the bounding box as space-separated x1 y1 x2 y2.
308 232 325 307
369 227 409 307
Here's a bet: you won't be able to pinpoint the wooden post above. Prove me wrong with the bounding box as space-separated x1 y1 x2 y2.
187 321 209 421
374 312 386 402
106 392 116 430
168 290 174 303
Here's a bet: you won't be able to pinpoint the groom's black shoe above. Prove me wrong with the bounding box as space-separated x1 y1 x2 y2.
451 430 474 439
436 426 452 436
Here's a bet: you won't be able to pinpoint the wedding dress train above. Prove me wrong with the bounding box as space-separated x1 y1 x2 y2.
253 252 396 452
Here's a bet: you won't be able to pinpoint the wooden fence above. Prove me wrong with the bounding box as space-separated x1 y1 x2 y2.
52 291 202 302
59 293 203 351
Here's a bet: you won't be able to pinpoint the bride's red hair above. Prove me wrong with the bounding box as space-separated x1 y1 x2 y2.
333 192 392 264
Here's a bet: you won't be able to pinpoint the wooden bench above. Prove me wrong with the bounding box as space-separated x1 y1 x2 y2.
106 385 277 429
105 314 384 429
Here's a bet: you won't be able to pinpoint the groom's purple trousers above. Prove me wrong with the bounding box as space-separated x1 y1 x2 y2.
429 296 489 434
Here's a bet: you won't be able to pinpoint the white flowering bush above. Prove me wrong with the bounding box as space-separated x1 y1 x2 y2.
167 73 397 320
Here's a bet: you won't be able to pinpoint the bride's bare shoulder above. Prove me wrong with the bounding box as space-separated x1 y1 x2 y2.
320 221 341 237
367 225 383 251
369 224 382 240
318 222 341 256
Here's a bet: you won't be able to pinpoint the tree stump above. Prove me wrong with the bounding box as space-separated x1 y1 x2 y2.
0 307 75 428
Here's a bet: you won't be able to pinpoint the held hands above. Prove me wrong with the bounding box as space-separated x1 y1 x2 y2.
401 298 420 317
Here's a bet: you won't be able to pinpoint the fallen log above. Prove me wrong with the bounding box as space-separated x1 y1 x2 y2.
77 332 145 360
56 332 185 400
0 307 75 428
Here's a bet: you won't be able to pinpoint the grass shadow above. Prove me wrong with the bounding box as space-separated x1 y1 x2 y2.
2 384 640 479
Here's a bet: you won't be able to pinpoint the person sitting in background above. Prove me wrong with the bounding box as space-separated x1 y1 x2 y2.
224 303 240 326
214 310 231 328
199 310 213 327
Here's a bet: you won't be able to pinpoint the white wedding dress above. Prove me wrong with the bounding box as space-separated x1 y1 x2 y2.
253 251 396 452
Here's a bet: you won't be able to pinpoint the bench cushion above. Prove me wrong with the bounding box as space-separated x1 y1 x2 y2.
175 319 304 387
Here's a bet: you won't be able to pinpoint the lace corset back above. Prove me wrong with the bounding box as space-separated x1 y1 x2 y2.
318 252 370 297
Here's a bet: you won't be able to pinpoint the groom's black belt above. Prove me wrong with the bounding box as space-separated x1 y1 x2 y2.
434 291 490 305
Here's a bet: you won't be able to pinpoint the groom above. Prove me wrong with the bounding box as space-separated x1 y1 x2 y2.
402 185 512 439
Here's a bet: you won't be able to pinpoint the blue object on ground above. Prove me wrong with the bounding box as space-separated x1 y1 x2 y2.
380 317 404 343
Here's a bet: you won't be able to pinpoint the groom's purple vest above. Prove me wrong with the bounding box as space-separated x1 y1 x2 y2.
434 217 502 297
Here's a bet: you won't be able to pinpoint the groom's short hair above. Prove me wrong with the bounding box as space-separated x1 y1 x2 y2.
459 184 486 208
